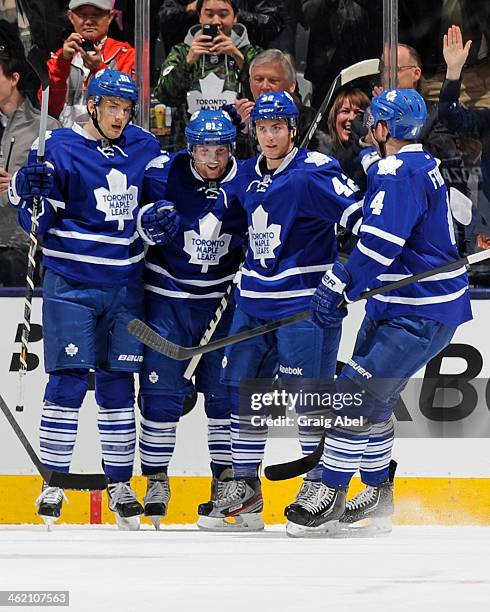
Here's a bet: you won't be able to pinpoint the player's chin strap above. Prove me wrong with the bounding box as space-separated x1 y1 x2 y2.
90 105 133 144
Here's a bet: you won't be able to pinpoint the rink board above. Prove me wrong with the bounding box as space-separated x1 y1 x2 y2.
0 296 489 525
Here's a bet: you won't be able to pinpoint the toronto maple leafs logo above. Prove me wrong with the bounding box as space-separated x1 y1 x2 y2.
184 213 232 273
149 371 159 384
187 72 237 114
94 169 139 230
249 206 281 268
65 343 79 357
377 156 404 176
304 151 332 167
386 90 397 102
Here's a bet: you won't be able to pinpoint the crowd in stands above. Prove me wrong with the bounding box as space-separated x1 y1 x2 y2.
0 0 489 286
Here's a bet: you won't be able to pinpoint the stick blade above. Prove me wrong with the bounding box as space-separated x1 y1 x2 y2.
46 470 107 491
264 431 325 481
27 44 50 90
127 319 188 359
340 58 380 86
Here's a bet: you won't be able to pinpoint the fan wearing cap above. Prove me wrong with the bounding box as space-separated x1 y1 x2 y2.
8 69 179 530
136 109 249 530
202 91 365 532
44 0 135 127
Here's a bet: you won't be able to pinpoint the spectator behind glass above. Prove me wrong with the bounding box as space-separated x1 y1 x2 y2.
155 0 262 147
158 0 286 51
325 88 370 189
233 49 326 157
374 43 472 254
0 20 60 286
439 25 490 254
44 0 135 127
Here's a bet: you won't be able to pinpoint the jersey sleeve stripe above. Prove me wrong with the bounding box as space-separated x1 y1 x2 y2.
377 266 467 282
372 286 468 305
360 224 406 246
340 200 363 228
42 248 145 266
357 241 394 266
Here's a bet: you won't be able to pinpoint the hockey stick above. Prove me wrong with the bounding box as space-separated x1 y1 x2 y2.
264 251 490 482
0 395 107 490
128 250 490 360
184 271 239 380
300 58 381 148
16 45 50 413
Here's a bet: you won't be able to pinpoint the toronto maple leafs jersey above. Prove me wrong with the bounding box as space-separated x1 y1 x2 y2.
144 151 248 310
12 124 168 285
236 148 363 319
345 144 472 326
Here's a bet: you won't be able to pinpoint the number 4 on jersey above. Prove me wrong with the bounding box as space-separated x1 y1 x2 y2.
369 190 386 215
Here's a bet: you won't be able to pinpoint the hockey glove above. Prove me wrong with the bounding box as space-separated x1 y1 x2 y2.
138 201 180 246
11 162 55 202
311 261 351 327
222 103 246 132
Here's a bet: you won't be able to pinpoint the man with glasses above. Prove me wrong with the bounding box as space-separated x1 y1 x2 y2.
45 0 135 127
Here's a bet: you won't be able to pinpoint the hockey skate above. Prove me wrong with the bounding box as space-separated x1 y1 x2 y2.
35 484 68 530
203 477 264 531
339 460 397 536
284 480 323 517
285 482 347 537
107 481 144 531
143 472 170 530
197 467 233 530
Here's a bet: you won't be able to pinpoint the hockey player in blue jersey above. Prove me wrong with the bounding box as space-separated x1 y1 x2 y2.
9 69 178 529
285 89 472 537
205 91 364 531
137 109 249 529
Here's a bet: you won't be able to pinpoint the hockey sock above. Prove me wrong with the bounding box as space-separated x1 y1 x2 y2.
204 394 232 477
40 403 80 472
139 394 183 475
97 405 136 482
359 418 394 486
321 422 373 488
230 386 267 479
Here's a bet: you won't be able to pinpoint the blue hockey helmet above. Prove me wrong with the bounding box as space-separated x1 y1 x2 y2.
370 89 427 140
87 68 138 108
250 91 299 138
185 109 237 148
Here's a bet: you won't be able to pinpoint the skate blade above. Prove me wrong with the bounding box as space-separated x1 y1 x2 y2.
286 519 341 538
337 516 392 537
40 515 59 531
147 515 163 531
115 514 141 531
197 513 264 532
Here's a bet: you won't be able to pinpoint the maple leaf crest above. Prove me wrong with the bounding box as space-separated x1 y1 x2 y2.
386 90 397 102
377 156 404 176
183 212 231 273
248 205 281 268
94 169 139 230
304 151 332 167
186 72 237 114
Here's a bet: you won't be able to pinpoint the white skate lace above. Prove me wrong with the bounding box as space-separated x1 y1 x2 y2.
143 478 170 505
295 481 322 504
35 486 68 507
346 486 376 510
220 479 246 503
300 484 335 513
108 481 137 506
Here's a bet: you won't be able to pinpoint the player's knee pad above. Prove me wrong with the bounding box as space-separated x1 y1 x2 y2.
334 372 396 424
44 369 90 409
139 393 186 423
95 370 135 409
203 393 230 421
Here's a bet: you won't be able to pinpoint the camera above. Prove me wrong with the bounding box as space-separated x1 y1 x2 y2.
81 39 95 53
202 24 219 39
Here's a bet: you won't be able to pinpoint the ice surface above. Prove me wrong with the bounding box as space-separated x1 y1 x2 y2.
0 525 488 611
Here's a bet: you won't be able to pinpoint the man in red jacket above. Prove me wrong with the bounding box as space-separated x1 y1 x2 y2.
45 0 135 126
